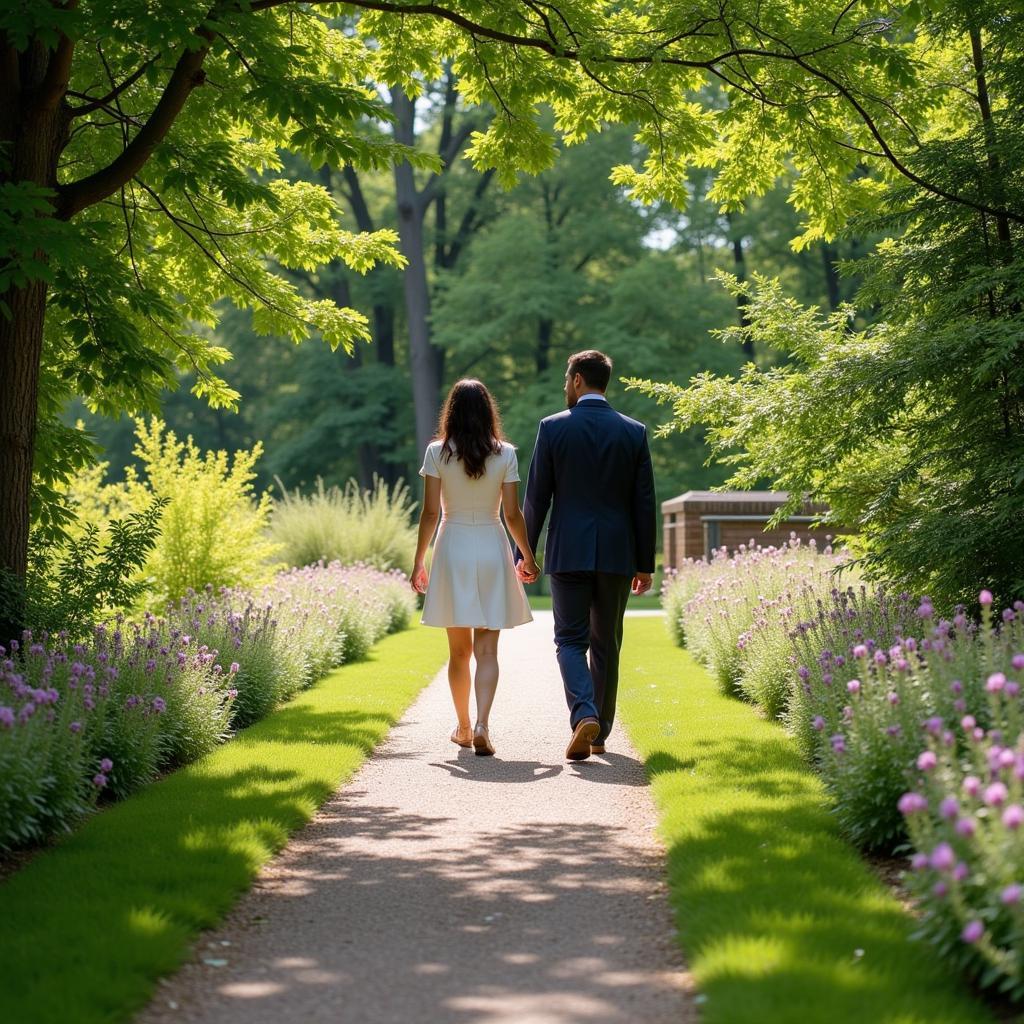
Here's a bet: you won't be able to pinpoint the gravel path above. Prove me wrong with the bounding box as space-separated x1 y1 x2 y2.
139 612 694 1024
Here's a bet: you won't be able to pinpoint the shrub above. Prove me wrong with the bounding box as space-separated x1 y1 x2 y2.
270 476 417 573
898 602 1024 1000
0 564 414 851
66 418 282 607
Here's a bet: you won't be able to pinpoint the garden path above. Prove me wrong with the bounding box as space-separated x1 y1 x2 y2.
138 611 693 1024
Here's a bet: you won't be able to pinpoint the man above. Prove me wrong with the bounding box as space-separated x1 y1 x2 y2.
517 350 657 761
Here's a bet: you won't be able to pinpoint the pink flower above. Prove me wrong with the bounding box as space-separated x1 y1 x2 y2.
932 881 948 898
852 644 868 659
1001 884 1022 906
939 797 959 820
961 920 984 944
984 782 1009 807
1013 654 1024 671
986 672 1006 692
916 751 937 772
955 817 976 838
812 716 826 732
952 862 969 882
963 775 981 797
846 679 861 695
979 590 993 607
929 843 955 871
898 792 928 815
1002 804 1024 829
910 852 928 872
961 715 976 731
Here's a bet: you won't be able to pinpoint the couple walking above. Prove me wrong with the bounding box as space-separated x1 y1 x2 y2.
411 349 657 761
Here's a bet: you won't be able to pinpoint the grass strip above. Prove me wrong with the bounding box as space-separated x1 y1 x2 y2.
618 617 992 1024
0 623 448 1024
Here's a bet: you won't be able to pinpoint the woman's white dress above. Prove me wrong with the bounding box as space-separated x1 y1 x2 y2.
419 440 533 630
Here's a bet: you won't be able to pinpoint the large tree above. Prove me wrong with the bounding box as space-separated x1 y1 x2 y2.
6 0 1020 635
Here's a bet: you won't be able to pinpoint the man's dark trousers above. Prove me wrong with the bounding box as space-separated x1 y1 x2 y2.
551 571 632 743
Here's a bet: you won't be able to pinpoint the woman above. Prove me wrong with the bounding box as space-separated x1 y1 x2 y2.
412 379 540 756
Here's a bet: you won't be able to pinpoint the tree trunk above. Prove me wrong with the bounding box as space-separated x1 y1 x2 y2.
727 216 754 358
392 86 444 458
0 39 68 641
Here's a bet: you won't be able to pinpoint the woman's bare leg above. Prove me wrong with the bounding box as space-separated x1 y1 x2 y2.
473 628 500 727
446 627 473 730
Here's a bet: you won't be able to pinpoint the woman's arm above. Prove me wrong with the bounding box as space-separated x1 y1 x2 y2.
501 481 540 583
411 475 441 594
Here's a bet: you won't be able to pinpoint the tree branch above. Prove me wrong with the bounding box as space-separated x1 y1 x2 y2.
55 31 212 219
68 56 159 117
32 0 79 114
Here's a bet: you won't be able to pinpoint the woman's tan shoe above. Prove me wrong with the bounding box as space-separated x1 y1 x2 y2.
451 725 473 748
473 724 496 756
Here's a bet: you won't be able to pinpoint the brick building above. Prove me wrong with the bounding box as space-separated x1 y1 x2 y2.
661 491 834 569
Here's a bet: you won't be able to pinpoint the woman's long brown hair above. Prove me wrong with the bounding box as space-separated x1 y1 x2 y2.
436 379 505 479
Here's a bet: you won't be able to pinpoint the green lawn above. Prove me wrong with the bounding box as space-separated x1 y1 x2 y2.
618 617 993 1024
0 624 448 1024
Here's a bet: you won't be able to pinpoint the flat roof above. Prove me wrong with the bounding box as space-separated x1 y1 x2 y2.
665 490 791 503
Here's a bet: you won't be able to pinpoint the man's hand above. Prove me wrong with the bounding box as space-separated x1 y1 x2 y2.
516 557 540 584
631 572 653 596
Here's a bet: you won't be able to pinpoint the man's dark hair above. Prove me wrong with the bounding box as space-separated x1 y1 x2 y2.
567 349 613 391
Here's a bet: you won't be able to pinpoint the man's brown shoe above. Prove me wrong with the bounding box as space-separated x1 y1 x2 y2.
566 718 600 761
590 743 606 755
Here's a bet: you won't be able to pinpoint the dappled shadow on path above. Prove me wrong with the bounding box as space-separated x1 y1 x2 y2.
137 799 691 1024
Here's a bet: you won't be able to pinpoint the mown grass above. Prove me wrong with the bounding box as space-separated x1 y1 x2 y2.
0 623 448 1024
618 617 993 1024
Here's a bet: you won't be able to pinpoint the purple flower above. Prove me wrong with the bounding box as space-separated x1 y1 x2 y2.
932 880 948 898
0 706 14 728
852 644 868 659
899 792 928 815
69 720 82 734
887 691 900 706
1002 804 1024 829
986 672 1006 693
930 843 956 871
874 651 888 666
939 796 959 820
916 750 937 772
100 757 113 773
952 862 969 882
230 662 240 674
846 679 861 695
984 782 1009 807
979 590 993 607
1013 654 1024 671
92 773 108 788
798 666 811 681
830 734 846 755
955 817 976 838
1007 682 1021 698
963 776 981 797
1001 884 1022 906
151 697 167 714
924 717 943 736
911 852 929 871
961 920 984 944
812 715 826 732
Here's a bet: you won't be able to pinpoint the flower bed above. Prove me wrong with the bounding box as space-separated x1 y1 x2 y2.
663 544 1024 1001
0 562 414 851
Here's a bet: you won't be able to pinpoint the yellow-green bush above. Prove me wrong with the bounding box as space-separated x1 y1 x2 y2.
67 418 281 606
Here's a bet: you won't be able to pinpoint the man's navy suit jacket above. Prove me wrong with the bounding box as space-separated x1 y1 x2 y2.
520 399 657 576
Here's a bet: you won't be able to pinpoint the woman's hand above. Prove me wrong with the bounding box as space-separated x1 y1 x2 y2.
516 556 540 584
411 561 429 594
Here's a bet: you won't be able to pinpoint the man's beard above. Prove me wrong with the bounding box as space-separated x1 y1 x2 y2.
565 392 577 409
